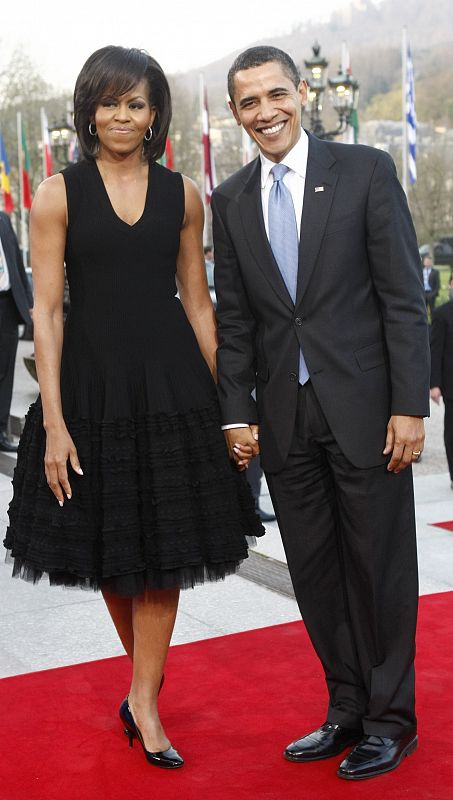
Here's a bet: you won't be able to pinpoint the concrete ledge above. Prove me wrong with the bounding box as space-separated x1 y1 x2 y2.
239 550 295 598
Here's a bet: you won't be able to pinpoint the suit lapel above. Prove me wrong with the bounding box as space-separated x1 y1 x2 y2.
296 134 338 307
238 159 294 311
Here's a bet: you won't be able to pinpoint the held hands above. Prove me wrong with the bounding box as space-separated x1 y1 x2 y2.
44 424 83 505
383 415 425 473
224 425 260 471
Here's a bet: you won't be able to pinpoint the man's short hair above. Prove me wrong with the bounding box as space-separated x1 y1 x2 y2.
228 46 300 102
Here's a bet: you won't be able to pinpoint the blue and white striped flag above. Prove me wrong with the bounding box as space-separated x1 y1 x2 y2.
406 45 417 184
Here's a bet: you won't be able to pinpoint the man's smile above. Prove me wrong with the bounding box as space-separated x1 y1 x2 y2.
256 120 287 136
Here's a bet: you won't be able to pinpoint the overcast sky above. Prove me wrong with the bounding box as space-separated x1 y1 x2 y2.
1 0 351 90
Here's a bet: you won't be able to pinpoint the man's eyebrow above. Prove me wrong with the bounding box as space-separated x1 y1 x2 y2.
238 86 289 107
239 95 257 107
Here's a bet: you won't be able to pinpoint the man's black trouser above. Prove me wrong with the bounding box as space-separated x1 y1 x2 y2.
266 381 418 739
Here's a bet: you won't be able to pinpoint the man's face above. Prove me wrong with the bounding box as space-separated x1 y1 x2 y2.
229 61 307 163
423 257 433 269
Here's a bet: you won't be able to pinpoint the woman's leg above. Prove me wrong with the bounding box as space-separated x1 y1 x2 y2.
102 590 134 659
128 588 180 751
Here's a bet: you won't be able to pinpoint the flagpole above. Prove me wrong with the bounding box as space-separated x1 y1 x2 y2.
402 26 408 197
199 73 208 245
40 107 47 182
16 111 29 265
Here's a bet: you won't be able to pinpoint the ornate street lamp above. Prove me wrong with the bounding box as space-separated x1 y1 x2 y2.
304 42 329 139
328 68 359 137
48 117 76 169
304 43 359 141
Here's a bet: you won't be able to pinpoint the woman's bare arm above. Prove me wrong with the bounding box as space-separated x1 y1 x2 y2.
31 174 83 504
176 176 218 380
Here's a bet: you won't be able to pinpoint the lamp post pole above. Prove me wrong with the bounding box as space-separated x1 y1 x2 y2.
304 43 359 142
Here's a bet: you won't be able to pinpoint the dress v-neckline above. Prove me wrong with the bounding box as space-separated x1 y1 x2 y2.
93 160 153 228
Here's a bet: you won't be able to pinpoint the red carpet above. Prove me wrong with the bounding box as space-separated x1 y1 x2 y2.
1 592 452 800
432 520 453 532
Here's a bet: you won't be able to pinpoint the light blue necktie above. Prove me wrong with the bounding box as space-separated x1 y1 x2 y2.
268 164 309 385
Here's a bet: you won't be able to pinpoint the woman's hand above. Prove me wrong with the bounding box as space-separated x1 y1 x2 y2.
44 424 83 505
224 425 259 471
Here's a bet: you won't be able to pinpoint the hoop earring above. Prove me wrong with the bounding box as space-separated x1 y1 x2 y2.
88 122 97 136
144 126 153 142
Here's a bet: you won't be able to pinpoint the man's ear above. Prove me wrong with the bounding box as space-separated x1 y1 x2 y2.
229 100 241 127
298 80 308 109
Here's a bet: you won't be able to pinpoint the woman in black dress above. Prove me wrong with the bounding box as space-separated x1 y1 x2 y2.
4 46 262 769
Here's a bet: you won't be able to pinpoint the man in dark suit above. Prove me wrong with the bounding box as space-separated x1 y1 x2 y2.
0 211 33 451
212 46 430 781
430 273 453 488
422 253 440 316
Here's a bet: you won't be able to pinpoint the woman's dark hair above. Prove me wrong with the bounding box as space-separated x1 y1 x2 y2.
228 46 300 102
74 46 172 162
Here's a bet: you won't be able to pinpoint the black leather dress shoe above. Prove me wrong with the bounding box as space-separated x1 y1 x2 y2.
284 722 362 762
0 432 17 453
257 506 276 522
337 731 418 780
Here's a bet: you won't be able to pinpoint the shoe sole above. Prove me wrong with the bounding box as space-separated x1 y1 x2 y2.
283 739 362 763
337 736 418 780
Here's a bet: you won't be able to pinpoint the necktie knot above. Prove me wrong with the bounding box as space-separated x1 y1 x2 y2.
271 163 289 183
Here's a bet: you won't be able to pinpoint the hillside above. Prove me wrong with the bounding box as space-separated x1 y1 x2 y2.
173 0 453 125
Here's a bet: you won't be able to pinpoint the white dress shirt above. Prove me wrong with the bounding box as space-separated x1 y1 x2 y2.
423 267 432 292
222 129 309 431
0 234 11 292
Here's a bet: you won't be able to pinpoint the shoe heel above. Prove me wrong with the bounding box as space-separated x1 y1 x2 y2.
124 727 136 748
405 736 418 757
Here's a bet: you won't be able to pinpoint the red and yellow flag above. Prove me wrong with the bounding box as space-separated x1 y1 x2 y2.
0 133 14 214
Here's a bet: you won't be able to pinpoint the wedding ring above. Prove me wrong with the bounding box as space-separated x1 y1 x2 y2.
412 450 421 456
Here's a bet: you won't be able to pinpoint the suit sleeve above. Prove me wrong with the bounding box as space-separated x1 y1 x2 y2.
432 269 440 296
365 150 430 417
430 308 445 390
5 215 33 307
211 191 258 426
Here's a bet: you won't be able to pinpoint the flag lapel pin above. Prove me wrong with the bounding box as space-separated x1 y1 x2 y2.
314 186 325 193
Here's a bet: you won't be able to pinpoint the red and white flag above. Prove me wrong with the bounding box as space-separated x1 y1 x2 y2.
242 128 257 165
200 75 216 206
40 107 53 178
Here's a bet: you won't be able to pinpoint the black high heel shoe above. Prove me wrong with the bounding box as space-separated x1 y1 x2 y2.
119 695 184 769
119 674 165 731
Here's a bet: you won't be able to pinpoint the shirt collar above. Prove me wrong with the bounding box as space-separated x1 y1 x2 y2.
260 128 309 188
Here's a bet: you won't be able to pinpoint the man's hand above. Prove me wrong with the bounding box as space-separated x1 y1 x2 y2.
383 415 425 473
430 387 442 405
224 425 259 471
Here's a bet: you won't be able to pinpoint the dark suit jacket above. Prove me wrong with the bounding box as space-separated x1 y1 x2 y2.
425 267 440 300
0 211 33 325
430 300 453 399
212 133 430 472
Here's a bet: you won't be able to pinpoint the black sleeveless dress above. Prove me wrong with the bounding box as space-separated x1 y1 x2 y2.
4 160 263 596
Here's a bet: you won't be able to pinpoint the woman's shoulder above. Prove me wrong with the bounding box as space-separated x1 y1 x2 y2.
153 161 182 183
61 159 93 184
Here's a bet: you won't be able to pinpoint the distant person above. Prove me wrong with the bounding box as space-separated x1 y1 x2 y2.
4 45 262 770
246 454 276 522
204 244 214 266
430 273 453 489
204 244 215 292
0 211 33 452
422 253 440 317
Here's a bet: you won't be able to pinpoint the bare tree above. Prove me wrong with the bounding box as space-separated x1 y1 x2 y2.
410 141 453 249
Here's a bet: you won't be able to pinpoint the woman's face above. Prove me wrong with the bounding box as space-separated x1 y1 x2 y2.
93 79 156 156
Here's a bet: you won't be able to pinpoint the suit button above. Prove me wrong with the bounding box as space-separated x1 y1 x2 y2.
295 317 303 326
289 372 297 382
